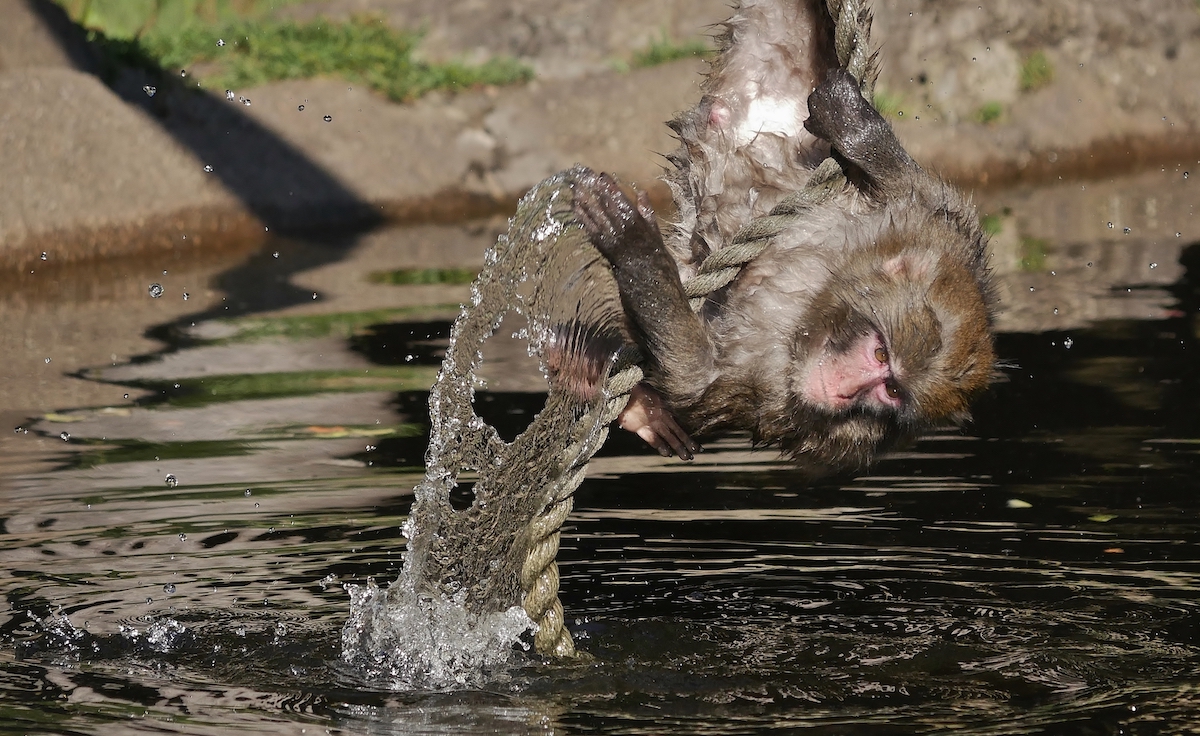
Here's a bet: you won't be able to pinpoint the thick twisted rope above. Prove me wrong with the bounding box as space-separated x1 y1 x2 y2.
518 0 875 657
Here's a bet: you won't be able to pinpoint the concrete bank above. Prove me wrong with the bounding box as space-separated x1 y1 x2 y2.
1 0 1198 271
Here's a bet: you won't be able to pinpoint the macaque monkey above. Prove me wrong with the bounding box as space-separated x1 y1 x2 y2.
569 0 996 475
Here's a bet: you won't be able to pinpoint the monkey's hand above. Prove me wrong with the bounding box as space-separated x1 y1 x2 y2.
570 169 662 266
805 67 918 190
570 168 718 415
620 383 700 461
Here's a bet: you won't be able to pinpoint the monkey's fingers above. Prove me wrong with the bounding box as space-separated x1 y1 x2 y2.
618 384 700 461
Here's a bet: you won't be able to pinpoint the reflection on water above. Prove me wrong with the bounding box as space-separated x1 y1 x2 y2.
0 167 1198 733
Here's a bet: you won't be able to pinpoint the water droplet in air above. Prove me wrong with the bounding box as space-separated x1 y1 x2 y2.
204 164 214 173
323 115 332 122
1150 262 1158 269
165 474 178 488
1086 262 1094 268
1053 307 1059 315
312 292 318 300
123 393 129 399
40 252 47 261
1184 172 1190 179
181 69 187 77
365 444 377 452
268 527 275 533
149 283 164 298
143 85 157 97
163 583 177 593
298 104 305 111
272 251 279 258
244 488 252 497
1107 222 1114 228
44 357 51 364
226 89 235 101
217 39 226 47
178 533 187 542
59 431 70 441
254 502 260 508
1064 337 1074 349
182 292 189 301
146 597 153 604
1178 232 1184 238
1123 227 1131 234
242 98 251 106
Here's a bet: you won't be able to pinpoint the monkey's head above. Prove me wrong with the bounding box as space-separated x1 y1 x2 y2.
775 216 996 473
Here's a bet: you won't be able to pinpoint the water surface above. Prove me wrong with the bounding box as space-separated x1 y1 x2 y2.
1 166 1197 734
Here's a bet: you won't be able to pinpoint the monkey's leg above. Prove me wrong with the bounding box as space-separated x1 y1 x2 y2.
804 67 920 192
570 169 713 459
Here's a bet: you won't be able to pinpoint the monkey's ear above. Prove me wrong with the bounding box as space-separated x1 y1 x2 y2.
882 251 934 279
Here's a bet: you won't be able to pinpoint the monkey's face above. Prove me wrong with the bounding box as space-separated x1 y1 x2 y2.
780 225 995 471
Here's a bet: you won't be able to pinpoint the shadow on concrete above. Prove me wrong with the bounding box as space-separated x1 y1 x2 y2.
27 0 383 318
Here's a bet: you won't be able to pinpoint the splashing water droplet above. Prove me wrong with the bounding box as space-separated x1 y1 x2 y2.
1184 172 1190 179
242 98 251 106
180 69 187 77
178 533 187 542
272 251 280 258
226 89 235 101
312 292 319 300
323 115 332 122
1064 337 1074 349
1107 222 1114 228
217 39 225 47
182 292 189 301
149 283 164 298
143 85 157 97
59 431 70 441
298 104 305 111
165 474 178 488
244 488 252 497
1086 262 1094 268
163 583 177 593
1150 262 1158 269
1053 307 1059 315
44 357 51 364
1123 227 1131 234
203 164 214 173
123 393 129 399
40 252 47 261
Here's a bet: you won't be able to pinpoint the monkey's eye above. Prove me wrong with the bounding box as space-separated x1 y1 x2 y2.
874 346 889 364
885 380 903 400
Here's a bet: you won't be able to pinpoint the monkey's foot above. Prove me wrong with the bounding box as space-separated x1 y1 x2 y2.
619 384 700 461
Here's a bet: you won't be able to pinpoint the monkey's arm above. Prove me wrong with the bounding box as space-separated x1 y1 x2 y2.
571 169 714 458
804 67 920 192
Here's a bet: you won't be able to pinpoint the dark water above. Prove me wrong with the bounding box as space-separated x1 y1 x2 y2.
1 167 1198 734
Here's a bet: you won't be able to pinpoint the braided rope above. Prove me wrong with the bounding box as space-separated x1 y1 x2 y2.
518 0 875 657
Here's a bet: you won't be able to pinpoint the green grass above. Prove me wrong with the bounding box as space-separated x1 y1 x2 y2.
872 89 903 118
211 305 460 343
368 268 478 286
1019 50 1054 92
980 213 1004 237
1019 236 1049 272
975 100 1004 124
60 1 533 101
630 32 711 69
128 366 440 407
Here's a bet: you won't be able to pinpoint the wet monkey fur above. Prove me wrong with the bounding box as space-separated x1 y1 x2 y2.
568 0 996 476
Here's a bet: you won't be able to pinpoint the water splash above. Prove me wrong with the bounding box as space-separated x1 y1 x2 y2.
340 168 629 688
342 579 534 690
